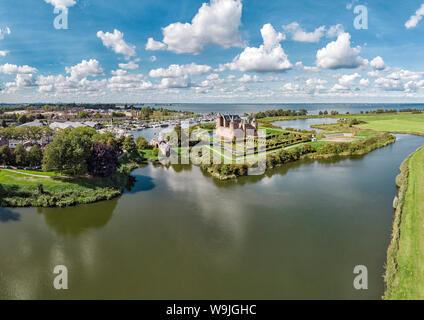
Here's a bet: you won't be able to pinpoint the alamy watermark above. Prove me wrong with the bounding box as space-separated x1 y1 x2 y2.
353 265 368 290
53 6 70 30
53 265 68 290
349 3 368 30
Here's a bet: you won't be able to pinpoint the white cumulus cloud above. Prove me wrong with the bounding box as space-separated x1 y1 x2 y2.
118 61 139 70
145 38 167 51
338 73 360 87
44 0 76 9
148 0 243 54
0 63 37 74
149 63 212 78
65 59 104 81
225 23 292 73
316 32 367 69
97 29 136 58
283 22 326 43
370 56 386 70
405 3 424 29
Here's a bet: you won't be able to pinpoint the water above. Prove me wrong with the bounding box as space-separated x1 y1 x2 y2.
136 103 424 115
1 134 423 299
272 118 339 132
131 126 175 142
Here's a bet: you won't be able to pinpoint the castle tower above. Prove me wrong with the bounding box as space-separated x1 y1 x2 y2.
216 114 223 127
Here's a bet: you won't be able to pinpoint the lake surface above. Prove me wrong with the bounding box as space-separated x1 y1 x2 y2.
1 134 424 299
272 118 339 132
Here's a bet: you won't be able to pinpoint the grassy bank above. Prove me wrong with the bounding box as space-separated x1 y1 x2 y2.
0 167 134 208
384 146 424 299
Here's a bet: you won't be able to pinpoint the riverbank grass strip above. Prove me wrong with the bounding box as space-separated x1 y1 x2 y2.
385 146 424 299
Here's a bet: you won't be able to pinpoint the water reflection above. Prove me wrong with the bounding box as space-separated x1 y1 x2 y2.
125 174 155 193
0 207 21 223
37 199 119 236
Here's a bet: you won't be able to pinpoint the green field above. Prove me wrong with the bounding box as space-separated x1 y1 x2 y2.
350 113 424 135
385 146 424 299
0 170 62 185
349 112 424 133
3 169 61 177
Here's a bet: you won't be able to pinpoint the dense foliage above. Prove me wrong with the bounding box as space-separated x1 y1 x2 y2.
42 127 142 176
87 142 119 177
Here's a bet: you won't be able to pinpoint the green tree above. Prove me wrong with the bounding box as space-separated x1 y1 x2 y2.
135 136 149 149
123 136 139 159
14 144 28 167
43 127 96 175
0 145 14 165
18 114 28 125
152 147 159 157
28 145 43 167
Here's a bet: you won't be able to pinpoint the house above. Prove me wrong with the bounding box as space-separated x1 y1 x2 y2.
150 135 171 157
215 114 258 140
8 137 52 150
84 121 103 130
8 139 23 149
16 120 46 128
49 121 85 131
49 121 103 131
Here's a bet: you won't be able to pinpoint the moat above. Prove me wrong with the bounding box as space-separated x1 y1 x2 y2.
1 134 424 299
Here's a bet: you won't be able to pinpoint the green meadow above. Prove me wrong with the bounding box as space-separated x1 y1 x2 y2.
385 146 424 299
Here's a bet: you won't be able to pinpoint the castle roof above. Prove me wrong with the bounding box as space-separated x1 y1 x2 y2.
220 114 241 122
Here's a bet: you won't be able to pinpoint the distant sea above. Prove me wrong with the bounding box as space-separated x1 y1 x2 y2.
2 103 423 116
136 103 424 115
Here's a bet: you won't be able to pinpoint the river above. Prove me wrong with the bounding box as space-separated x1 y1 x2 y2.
1 134 424 299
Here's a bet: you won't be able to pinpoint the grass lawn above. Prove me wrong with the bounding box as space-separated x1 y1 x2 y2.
385 146 424 299
140 149 158 162
339 112 424 135
357 119 424 135
0 170 63 185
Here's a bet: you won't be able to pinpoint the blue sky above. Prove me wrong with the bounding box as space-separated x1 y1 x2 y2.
1 0 424 103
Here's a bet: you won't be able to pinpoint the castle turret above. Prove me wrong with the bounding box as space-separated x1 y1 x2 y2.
216 114 223 127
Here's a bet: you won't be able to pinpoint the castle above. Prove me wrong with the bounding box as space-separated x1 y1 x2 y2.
215 114 258 140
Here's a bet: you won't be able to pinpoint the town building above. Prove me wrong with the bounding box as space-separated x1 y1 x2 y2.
150 135 171 157
215 114 258 140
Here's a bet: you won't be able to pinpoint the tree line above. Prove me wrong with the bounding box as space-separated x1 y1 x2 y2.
0 144 43 168
252 109 308 119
